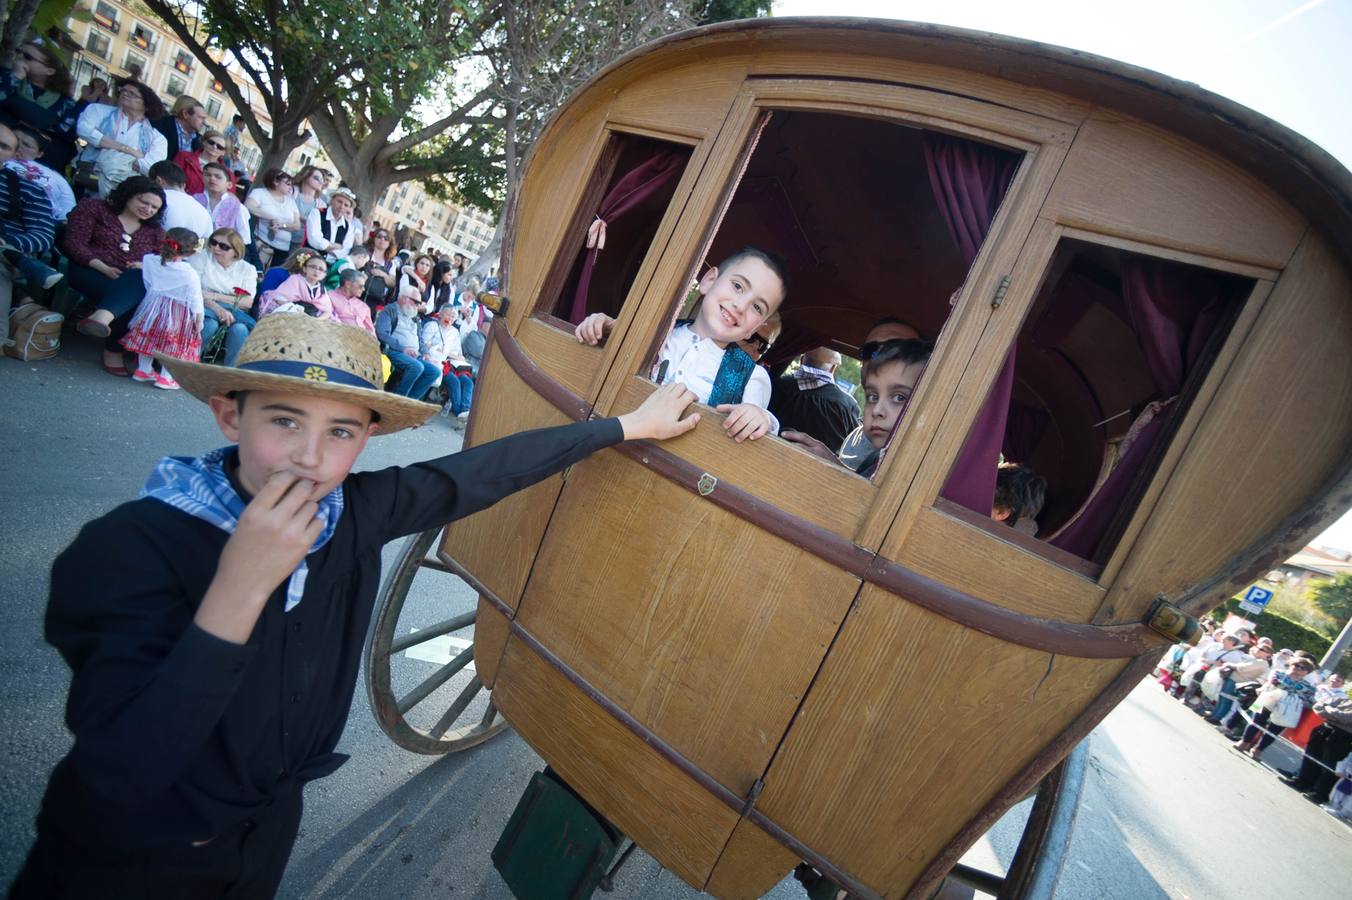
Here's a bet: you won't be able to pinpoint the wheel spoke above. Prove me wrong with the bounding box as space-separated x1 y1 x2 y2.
478 698 498 729
396 644 475 715
430 673 484 738
388 609 478 653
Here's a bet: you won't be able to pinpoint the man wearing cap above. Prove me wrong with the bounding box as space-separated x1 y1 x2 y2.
11 316 701 898
305 186 358 260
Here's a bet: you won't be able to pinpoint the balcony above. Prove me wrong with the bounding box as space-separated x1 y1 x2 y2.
173 56 194 75
92 11 120 33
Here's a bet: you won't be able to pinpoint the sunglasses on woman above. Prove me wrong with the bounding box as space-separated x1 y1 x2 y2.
209 239 234 251
204 140 225 150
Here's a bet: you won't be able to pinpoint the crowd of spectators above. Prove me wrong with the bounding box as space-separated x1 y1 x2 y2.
1155 621 1352 820
1 39 493 421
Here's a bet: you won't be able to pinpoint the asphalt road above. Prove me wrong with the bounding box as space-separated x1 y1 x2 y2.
2 338 1349 898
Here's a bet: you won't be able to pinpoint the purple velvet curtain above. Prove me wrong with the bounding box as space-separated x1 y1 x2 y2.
1050 257 1228 558
566 148 687 324
925 133 1020 512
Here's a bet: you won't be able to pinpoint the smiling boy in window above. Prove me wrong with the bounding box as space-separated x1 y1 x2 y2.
575 247 790 442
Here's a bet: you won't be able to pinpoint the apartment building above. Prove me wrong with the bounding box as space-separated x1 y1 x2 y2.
372 180 495 261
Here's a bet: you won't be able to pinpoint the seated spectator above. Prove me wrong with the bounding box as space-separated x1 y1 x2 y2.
396 252 433 304
244 168 301 269
190 228 258 366
837 317 923 469
305 186 357 259
0 123 56 350
173 128 234 195
769 347 860 454
782 338 933 478
328 268 375 334
1235 656 1318 759
257 250 334 319
3 124 65 294
575 247 789 442
375 285 440 399
0 40 79 172
287 164 330 255
76 77 109 110
148 159 212 241
422 304 474 419
9 125 74 221
66 175 166 353
423 258 455 313
462 308 492 376
76 79 167 197
194 162 249 244
992 462 1047 535
152 94 205 160
364 226 398 288
1282 689 1352 804
1208 639 1273 728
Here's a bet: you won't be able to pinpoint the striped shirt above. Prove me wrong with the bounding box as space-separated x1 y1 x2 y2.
0 166 55 255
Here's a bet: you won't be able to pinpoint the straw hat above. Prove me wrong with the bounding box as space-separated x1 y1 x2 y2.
157 315 438 434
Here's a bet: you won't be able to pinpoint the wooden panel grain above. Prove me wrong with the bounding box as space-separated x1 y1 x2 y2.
898 505 1104 622
609 376 875 540
492 636 739 888
606 57 749 141
518 314 605 401
1095 229 1352 624
753 584 1124 897
1044 113 1307 270
437 345 573 610
516 448 862 797
704 818 799 899
472 595 510 688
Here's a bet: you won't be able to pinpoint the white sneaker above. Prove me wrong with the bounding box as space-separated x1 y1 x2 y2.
42 271 65 290
456 410 469 420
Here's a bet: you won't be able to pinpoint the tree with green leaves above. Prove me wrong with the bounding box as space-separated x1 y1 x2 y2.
1311 573 1352 627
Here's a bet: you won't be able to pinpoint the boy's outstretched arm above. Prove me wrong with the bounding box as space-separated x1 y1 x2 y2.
618 382 701 440
574 312 616 346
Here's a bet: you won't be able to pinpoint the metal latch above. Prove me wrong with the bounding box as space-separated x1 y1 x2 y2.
991 275 1011 309
1145 596 1201 645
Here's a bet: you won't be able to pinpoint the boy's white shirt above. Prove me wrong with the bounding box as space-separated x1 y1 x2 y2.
653 323 779 434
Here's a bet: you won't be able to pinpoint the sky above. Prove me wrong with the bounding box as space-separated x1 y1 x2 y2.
771 0 1352 552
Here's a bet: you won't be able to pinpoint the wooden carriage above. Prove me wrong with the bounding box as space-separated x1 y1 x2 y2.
366 18 1352 899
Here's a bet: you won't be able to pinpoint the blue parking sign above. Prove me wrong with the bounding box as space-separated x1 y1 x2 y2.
1238 585 1274 615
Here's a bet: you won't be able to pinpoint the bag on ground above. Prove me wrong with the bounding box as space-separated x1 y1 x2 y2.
5 303 63 361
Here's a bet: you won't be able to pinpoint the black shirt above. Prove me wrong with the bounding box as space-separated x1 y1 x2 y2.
768 375 861 454
38 418 623 850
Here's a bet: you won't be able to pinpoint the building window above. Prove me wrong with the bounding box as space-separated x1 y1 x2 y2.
93 1 120 32
85 31 111 59
165 75 188 99
173 50 194 74
128 22 156 52
205 97 223 120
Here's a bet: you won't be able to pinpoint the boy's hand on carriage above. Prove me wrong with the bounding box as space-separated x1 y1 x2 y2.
716 403 773 442
618 383 700 441
781 429 837 462
575 313 615 346
195 474 326 644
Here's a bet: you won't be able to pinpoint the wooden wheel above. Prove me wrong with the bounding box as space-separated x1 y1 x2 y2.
365 527 511 754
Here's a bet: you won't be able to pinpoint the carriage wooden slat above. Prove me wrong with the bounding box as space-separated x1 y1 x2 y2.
407 18 1352 899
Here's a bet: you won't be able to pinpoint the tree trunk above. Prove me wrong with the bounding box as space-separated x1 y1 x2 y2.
0 0 42 69
254 131 311 182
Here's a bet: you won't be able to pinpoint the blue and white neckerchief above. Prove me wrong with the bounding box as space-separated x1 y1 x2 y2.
140 446 344 612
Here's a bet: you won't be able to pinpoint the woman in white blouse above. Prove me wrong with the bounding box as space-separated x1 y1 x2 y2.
190 228 258 366
75 79 168 197
245 168 302 269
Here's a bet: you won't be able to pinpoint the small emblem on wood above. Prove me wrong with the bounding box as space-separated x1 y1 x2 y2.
697 473 717 496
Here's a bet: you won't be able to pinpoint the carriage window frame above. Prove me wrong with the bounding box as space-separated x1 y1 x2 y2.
925 226 1274 586
527 128 700 338
577 79 1076 548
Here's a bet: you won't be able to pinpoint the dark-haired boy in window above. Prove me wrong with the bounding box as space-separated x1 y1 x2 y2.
992 462 1047 535
784 338 933 477
576 247 789 442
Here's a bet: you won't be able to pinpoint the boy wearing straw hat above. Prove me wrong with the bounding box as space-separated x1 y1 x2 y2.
12 316 699 898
